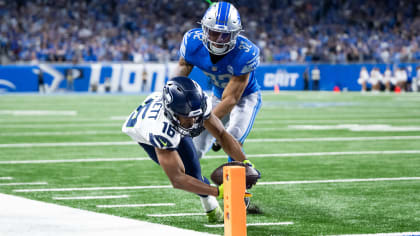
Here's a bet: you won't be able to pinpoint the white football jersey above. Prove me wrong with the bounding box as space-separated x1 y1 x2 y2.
122 92 211 150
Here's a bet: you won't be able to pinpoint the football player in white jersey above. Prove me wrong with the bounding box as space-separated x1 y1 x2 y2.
122 77 259 223
173 1 262 164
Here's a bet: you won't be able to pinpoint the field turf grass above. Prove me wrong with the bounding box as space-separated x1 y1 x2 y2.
1 91 420 235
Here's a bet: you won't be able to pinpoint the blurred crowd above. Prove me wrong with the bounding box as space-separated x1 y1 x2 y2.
0 0 419 64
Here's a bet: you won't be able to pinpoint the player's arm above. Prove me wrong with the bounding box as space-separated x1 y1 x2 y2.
173 57 194 77
212 73 249 119
155 148 219 197
203 113 246 162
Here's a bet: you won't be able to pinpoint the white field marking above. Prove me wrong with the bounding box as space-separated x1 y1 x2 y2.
0 123 121 128
204 222 294 228
148 213 206 217
259 177 420 185
14 185 172 192
3 150 420 165
53 195 129 200
256 119 420 124
0 157 149 164
0 182 47 186
0 177 13 180
1 193 217 236
110 116 127 120
2 135 420 148
0 110 77 116
332 232 420 236
13 176 420 193
97 203 175 208
288 124 420 132
0 131 122 136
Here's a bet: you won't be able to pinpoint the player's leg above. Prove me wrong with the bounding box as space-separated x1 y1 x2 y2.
177 136 223 222
226 91 262 162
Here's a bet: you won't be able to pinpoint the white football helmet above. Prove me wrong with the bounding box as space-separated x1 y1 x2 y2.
200 1 242 55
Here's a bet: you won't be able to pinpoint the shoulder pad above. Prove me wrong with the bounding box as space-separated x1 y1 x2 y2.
234 36 260 75
180 28 203 60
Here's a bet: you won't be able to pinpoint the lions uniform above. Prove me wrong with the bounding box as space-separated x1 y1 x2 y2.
180 27 262 159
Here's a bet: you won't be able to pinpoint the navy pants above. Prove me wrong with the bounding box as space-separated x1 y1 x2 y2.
139 136 210 197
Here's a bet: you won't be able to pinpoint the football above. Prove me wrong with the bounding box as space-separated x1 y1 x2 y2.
210 161 260 189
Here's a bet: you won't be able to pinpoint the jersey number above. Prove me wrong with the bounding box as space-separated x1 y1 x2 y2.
125 102 152 127
162 122 176 138
203 72 231 88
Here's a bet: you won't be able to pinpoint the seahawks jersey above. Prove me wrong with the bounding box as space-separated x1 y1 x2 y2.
180 28 260 99
122 92 212 150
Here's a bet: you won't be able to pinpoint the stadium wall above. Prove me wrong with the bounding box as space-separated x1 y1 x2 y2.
0 63 418 93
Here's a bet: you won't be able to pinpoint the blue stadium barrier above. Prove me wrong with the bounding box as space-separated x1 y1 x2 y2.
0 63 418 93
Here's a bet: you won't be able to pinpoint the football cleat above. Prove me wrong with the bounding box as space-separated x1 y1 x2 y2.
206 205 224 223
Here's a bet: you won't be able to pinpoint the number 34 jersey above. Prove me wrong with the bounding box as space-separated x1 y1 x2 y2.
122 92 211 150
180 28 260 99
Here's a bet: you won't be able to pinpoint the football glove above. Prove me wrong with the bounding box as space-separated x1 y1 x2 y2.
217 184 252 199
243 160 261 180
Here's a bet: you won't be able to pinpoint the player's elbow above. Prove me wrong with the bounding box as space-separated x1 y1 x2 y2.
169 175 185 190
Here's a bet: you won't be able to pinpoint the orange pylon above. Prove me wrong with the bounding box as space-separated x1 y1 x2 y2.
223 166 247 236
274 84 280 94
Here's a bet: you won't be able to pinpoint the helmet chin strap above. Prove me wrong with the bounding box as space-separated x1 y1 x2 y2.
209 43 228 55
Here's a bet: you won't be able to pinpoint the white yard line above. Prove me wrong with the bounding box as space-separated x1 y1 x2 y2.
204 222 294 228
0 157 149 164
14 185 172 192
148 213 206 217
13 177 420 193
2 150 420 165
2 136 420 148
258 177 420 185
97 203 175 208
332 233 420 236
0 131 122 136
0 110 77 116
0 177 13 180
0 182 47 186
53 195 129 200
0 193 216 236
0 123 121 128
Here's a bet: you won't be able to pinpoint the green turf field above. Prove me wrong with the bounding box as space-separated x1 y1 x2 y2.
1 91 420 235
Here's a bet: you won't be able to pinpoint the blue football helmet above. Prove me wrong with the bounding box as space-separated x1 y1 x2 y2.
200 1 242 55
163 77 208 137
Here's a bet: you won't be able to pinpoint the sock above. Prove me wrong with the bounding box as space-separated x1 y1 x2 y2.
200 195 219 213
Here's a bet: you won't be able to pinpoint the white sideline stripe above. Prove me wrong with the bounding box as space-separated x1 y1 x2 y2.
259 177 420 185
148 213 206 217
0 193 217 236
97 203 175 208
0 177 13 180
0 110 77 116
0 131 122 136
0 157 149 164
332 233 420 236
14 185 172 192
0 182 47 186
2 136 420 148
204 222 294 228
2 150 420 165
13 177 420 193
53 195 129 200
256 118 420 124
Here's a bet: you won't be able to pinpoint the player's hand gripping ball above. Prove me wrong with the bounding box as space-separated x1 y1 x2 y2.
210 161 260 189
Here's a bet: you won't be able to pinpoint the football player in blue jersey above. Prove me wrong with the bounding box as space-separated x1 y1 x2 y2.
122 77 258 223
173 1 262 165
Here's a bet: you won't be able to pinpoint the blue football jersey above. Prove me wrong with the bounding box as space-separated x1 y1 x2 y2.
180 28 260 99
